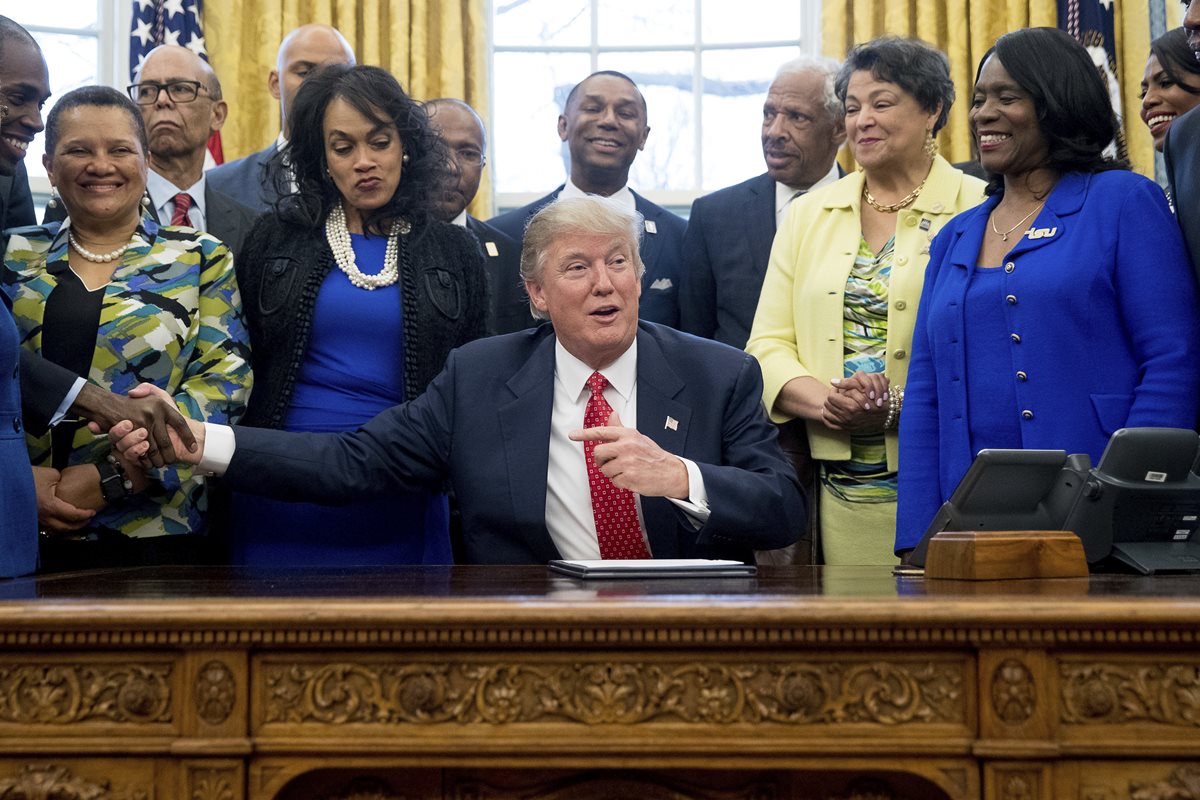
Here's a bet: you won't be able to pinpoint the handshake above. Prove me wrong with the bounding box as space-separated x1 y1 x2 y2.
99 384 207 467
38 383 203 534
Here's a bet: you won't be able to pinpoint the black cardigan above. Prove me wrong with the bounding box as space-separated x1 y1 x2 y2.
235 213 489 429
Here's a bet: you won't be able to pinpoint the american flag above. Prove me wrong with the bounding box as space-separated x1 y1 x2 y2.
129 0 223 163
1058 0 1125 161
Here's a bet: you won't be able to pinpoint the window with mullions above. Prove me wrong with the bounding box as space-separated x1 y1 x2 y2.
491 0 821 209
0 1 126 192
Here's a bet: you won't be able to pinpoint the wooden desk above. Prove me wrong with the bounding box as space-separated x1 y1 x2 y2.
0 566 1197 800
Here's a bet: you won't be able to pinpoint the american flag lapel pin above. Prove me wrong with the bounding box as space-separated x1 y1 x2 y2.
665 416 678 431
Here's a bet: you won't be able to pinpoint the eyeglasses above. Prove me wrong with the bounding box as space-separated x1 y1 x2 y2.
127 80 208 106
449 146 486 167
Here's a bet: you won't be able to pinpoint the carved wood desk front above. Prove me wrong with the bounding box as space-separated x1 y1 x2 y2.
0 565 1197 800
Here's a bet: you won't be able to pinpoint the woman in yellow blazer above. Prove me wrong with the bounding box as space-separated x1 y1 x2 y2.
746 37 986 565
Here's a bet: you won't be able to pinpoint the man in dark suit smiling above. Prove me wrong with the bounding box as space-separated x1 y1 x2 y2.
680 57 845 349
111 197 804 564
488 71 686 328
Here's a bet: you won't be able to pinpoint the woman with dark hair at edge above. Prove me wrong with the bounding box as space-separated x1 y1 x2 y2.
896 27 1200 558
229 64 488 566
1141 27 1200 154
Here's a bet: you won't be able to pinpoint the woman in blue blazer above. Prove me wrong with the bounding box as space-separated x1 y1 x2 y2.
0 290 36 577
896 28 1200 554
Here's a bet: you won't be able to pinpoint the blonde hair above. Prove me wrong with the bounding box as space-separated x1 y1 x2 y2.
519 196 645 321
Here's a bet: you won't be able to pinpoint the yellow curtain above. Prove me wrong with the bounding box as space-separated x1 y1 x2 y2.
203 0 494 216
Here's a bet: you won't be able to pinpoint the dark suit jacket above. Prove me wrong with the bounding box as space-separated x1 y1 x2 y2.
225 322 805 564
42 180 258 258
0 161 35 231
679 173 777 349
464 215 536 334
1165 107 1200 279
206 144 279 214
487 186 686 327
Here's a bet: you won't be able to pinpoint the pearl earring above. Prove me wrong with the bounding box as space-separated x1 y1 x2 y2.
402 153 410 164
46 186 60 210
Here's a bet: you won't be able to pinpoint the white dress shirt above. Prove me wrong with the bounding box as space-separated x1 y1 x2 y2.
774 161 841 228
560 178 636 212
198 337 711 560
147 169 207 231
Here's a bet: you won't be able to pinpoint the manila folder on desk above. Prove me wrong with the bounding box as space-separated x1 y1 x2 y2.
548 559 757 579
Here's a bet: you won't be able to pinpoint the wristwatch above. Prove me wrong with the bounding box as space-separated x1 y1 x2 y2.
96 459 132 504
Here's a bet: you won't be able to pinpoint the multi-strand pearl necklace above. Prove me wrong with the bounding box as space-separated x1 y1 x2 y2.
325 201 409 290
68 231 130 263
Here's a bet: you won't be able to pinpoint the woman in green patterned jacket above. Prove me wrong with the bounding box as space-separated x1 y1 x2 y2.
1 86 251 571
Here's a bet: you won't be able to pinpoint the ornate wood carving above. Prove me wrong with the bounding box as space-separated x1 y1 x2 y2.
262 659 963 727
188 767 236 800
0 664 171 724
991 659 1036 724
997 770 1039 800
1129 767 1200 800
194 661 236 725
323 777 405 800
450 774 780 800
1061 663 1200 726
826 778 897 800
0 765 110 800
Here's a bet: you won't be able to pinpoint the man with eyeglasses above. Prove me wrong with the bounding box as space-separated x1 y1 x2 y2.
207 24 355 212
45 45 256 256
426 98 531 335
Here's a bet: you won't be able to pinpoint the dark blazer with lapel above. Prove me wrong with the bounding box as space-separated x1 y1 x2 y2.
42 181 258 258
679 172 776 349
464 215 536 334
487 186 686 328
206 144 280 214
1165 107 1200 279
224 322 805 564
0 161 35 231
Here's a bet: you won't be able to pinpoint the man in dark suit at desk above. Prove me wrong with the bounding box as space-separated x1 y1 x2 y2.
1165 0 1200 277
487 71 685 328
680 56 845 350
112 197 805 565
206 24 355 212
426 98 532 335
44 46 256 254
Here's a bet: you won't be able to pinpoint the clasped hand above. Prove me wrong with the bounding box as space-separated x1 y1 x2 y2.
568 410 690 499
821 370 890 433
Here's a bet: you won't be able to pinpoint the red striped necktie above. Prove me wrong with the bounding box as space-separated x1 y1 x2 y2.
170 193 193 226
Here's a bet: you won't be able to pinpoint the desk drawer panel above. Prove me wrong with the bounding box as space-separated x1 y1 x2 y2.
0 653 177 737
252 651 973 749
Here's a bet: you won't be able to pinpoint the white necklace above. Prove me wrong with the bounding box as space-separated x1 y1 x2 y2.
68 231 130 263
325 202 408 290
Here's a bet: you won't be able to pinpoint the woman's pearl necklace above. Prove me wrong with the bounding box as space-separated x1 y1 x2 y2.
325 201 409 290
68 231 130 263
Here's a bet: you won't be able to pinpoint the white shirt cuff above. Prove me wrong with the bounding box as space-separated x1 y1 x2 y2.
197 422 236 477
667 457 711 528
49 377 87 427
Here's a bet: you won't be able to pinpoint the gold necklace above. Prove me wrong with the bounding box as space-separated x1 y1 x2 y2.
862 179 926 213
989 201 1045 242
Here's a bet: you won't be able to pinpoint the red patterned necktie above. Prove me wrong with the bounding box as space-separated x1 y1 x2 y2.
170 193 193 226
584 371 651 559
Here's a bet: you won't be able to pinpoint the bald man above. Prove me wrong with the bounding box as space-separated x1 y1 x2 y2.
427 98 531 335
208 24 355 212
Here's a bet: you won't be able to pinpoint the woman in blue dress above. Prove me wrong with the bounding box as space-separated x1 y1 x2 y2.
230 65 488 565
